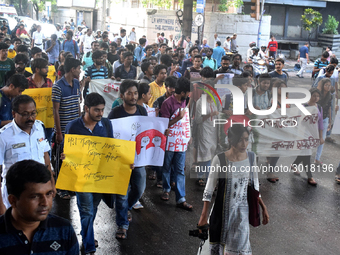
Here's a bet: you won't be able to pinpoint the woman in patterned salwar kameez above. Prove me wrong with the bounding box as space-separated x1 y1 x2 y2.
198 125 269 255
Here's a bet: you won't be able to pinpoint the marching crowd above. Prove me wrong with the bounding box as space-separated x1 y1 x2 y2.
0 19 338 255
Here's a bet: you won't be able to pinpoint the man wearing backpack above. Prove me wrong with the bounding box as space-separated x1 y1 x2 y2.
134 38 146 66
312 51 329 78
202 48 217 70
45 34 60 65
62 30 79 59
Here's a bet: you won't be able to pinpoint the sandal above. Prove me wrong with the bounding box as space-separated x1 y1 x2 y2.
171 182 176 190
148 171 156 180
314 160 323 166
115 228 127 240
57 190 71 200
291 165 300 175
335 176 340 184
176 202 193 211
196 179 206 187
308 178 317 186
156 181 163 188
94 239 98 248
127 211 132 222
161 192 169 201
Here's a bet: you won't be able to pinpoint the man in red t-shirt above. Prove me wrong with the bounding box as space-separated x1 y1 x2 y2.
16 24 30 38
267 35 278 59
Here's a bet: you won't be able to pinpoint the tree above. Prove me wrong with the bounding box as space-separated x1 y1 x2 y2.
301 8 323 46
219 0 243 12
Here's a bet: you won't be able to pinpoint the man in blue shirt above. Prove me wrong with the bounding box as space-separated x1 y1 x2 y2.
65 92 113 254
0 74 28 127
115 51 137 81
0 160 79 255
45 34 60 65
134 38 146 65
296 42 309 78
62 30 79 59
212 41 225 68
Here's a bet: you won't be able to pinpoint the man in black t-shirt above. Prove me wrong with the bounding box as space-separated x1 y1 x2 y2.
108 80 147 240
108 41 119 65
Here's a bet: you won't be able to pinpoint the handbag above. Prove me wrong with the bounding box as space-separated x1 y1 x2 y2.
247 151 261 227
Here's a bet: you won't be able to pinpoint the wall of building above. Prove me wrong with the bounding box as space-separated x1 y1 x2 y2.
107 6 271 61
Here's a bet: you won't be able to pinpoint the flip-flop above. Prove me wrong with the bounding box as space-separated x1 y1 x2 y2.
127 211 132 222
115 228 127 240
176 202 193 211
335 176 340 184
308 178 317 186
161 192 169 201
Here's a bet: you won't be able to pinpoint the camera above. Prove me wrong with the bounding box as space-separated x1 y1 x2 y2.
189 224 209 240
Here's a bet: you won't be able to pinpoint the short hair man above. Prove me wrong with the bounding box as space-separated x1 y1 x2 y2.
155 43 167 64
108 41 119 64
0 95 52 208
135 38 147 65
62 31 80 59
65 93 112 253
181 46 199 75
31 46 43 59
0 160 79 254
269 58 288 84
0 42 15 88
31 25 45 50
16 44 28 57
267 35 278 59
115 51 137 80
153 75 177 111
159 77 192 210
45 34 61 64
140 61 154 84
253 73 272 110
28 58 53 88
82 40 100 71
113 48 127 74
0 73 28 127
202 48 217 70
313 51 329 78
148 64 167 107
108 80 148 239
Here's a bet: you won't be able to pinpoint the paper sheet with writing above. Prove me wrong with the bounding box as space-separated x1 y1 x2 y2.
166 108 191 152
22 88 54 128
89 79 121 117
110 116 169 167
251 106 320 157
56 134 136 195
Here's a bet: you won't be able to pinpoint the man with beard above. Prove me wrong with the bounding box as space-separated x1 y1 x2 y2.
84 50 109 99
176 47 185 67
108 42 119 64
181 46 199 75
108 80 148 240
5 54 31 81
0 42 15 88
252 73 272 110
113 48 126 75
148 64 167 107
202 48 217 70
64 93 113 254
0 160 79 254
0 95 52 209
214 55 231 77
27 58 53 88
45 34 61 65
0 74 28 127
230 53 243 75
115 52 137 81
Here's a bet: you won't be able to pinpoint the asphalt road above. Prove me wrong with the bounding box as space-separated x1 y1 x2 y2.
51 68 340 255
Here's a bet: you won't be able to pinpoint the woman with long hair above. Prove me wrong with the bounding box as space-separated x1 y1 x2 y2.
198 125 269 255
315 78 332 165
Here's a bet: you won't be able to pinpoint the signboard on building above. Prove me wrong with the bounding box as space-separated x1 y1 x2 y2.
196 0 205 13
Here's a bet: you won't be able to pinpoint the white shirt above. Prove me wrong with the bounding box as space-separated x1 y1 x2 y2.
224 40 231 51
32 31 45 44
214 37 221 45
81 34 95 54
56 30 64 39
115 36 129 47
0 120 50 208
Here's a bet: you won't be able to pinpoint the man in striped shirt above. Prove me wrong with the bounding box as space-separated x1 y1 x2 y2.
0 160 79 254
52 58 81 199
84 50 109 99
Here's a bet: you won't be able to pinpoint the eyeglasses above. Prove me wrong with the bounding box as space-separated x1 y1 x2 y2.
16 111 37 118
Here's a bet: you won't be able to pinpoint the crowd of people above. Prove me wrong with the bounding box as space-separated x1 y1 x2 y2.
0 19 338 255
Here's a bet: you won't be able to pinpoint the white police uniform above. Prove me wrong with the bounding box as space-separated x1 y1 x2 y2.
0 119 50 208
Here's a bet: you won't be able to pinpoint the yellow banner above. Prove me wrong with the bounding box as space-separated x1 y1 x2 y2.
56 134 136 195
25 66 56 83
22 88 54 128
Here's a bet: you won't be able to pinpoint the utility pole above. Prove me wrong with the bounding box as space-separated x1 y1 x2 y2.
101 0 107 31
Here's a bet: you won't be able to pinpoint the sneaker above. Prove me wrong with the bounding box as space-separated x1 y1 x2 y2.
132 200 144 209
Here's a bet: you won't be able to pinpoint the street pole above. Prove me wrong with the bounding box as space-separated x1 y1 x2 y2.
257 0 265 46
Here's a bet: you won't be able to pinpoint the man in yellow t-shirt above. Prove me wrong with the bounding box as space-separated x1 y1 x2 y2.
148 64 167 107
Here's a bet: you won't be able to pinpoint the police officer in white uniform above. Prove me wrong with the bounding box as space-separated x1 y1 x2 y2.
0 95 52 209
32 25 45 50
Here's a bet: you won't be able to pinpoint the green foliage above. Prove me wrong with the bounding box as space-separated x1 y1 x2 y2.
219 0 243 12
322 15 339 35
31 0 58 13
301 8 322 32
141 0 173 9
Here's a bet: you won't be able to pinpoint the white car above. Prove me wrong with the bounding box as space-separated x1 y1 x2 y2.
41 23 57 39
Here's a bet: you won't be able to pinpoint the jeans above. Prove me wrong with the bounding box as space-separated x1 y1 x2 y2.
197 160 211 179
115 166 146 230
153 165 175 183
297 58 307 76
315 118 329 161
162 151 186 204
326 94 335 137
76 192 102 253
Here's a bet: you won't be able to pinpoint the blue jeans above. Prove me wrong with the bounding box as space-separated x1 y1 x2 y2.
153 165 175 183
315 118 329 161
162 151 186 204
197 160 211 179
326 95 335 137
115 166 146 230
76 192 102 253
